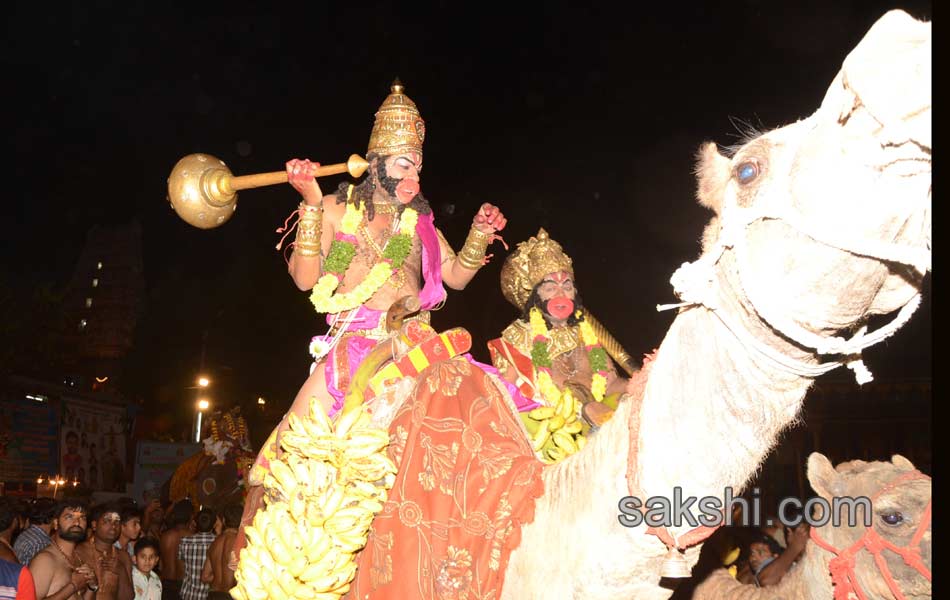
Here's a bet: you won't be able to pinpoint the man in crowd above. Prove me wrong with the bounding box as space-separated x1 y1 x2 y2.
751 523 809 587
178 509 216 600
201 505 241 600
28 500 98 600
13 498 56 565
158 500 192 600
114 507 142 557
1 557 35 600
0 499 19 563
74 504 133 600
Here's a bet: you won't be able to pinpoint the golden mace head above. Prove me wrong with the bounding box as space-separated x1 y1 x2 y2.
166 153 370 230
166 153 237 229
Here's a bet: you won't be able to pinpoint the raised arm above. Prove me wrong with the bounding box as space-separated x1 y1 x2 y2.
284 159 343 291
441 203 507 290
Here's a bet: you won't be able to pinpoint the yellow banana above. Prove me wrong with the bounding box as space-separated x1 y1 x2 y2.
290 459 310 488
545 446 566 462
552 430 579 454
325 505 372 535
562 420 583 435
333 530 369 553
531 420 551 451
309 397 334 434
229 585 248 600
289 489 307 521
243 526 264 549
356 498 384 513
558 389 575 420
304 529 333 562
575 435 587 451
321 483 347 518
547 415 565 431
344 429 389 459
242 584 267 600
278 518 302 554
306 561 356 594
333 406 364 439
267 537 292 567
287 553 308 578
269 460 299 493
278 570 300 597
529 406 556 420
519 412 541 435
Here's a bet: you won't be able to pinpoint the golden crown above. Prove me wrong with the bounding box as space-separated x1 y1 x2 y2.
367 79 425 158
500 228 574 309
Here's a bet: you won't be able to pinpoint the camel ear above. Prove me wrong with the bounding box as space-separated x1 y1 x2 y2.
694 142 731 216
807 452 841 501
891 454 916 471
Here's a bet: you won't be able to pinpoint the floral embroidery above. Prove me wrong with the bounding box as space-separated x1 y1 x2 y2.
435 546 473 599
369 530 395 589
417 433 459 494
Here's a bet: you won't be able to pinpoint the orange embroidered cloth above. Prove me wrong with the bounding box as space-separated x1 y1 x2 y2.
347 356 545 599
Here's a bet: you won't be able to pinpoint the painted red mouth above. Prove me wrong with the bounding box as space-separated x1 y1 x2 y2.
396 179 420 204
547 298 575 320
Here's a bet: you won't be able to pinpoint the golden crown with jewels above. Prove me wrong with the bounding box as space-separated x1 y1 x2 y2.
367 79 426 158
500 228 575 309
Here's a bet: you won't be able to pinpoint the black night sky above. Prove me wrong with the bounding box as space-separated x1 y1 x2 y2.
3 1 932 434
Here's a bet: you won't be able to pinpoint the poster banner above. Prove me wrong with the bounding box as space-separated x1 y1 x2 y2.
0 397 59 482
132 441 200 503
60 397 128 492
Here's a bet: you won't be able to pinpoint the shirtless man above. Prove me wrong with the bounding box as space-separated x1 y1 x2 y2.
0 497 20 563
200 505 241 600
157 501 192 600
74 504 132 600
28 500 98 600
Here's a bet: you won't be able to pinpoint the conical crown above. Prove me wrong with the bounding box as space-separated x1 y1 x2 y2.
500 228 574 309
367 79 425 158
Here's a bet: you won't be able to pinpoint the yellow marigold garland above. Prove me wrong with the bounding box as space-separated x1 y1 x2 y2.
528 307 608 404
309 202 418 315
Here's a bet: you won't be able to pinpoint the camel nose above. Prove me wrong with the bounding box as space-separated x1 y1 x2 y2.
821 10 931 153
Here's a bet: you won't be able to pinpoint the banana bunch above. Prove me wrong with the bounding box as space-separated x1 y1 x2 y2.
230 400 396 600
520 388 587 464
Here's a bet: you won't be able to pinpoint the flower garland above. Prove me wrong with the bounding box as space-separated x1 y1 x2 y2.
529 307 608 404
310 196 418 314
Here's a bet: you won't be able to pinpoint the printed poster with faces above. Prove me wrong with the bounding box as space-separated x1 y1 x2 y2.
60 397 128 492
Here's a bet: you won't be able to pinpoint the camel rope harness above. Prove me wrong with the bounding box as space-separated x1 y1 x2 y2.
657 151 930 385
809 469 932 600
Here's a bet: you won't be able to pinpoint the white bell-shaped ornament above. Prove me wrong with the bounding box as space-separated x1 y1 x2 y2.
660 546 691 578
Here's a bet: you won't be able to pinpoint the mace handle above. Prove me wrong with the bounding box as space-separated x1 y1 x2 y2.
583 309 638 377
228 159 358 193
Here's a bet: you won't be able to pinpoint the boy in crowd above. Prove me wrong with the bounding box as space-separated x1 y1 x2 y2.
131 538 161 600
115 507 142 557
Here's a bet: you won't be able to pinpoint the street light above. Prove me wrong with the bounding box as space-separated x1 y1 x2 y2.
257 397 266 405
195 398 210 442
198 376 210 388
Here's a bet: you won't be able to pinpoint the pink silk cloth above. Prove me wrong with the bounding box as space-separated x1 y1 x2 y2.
323 212 447 416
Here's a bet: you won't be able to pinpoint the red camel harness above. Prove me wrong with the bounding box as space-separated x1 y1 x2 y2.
809 470 932 600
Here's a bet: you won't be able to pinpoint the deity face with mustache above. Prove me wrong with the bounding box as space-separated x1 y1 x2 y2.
374 152 422 205
54 506 88 543
522 271 584 329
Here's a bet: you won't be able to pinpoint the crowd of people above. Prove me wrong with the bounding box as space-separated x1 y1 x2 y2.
0 495 243 600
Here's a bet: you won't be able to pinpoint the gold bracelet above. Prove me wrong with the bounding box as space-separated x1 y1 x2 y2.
457 226 492 270
294 203 323 257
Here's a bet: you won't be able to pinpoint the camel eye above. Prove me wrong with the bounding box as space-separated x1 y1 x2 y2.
881 511 904 526
736 161 759 184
